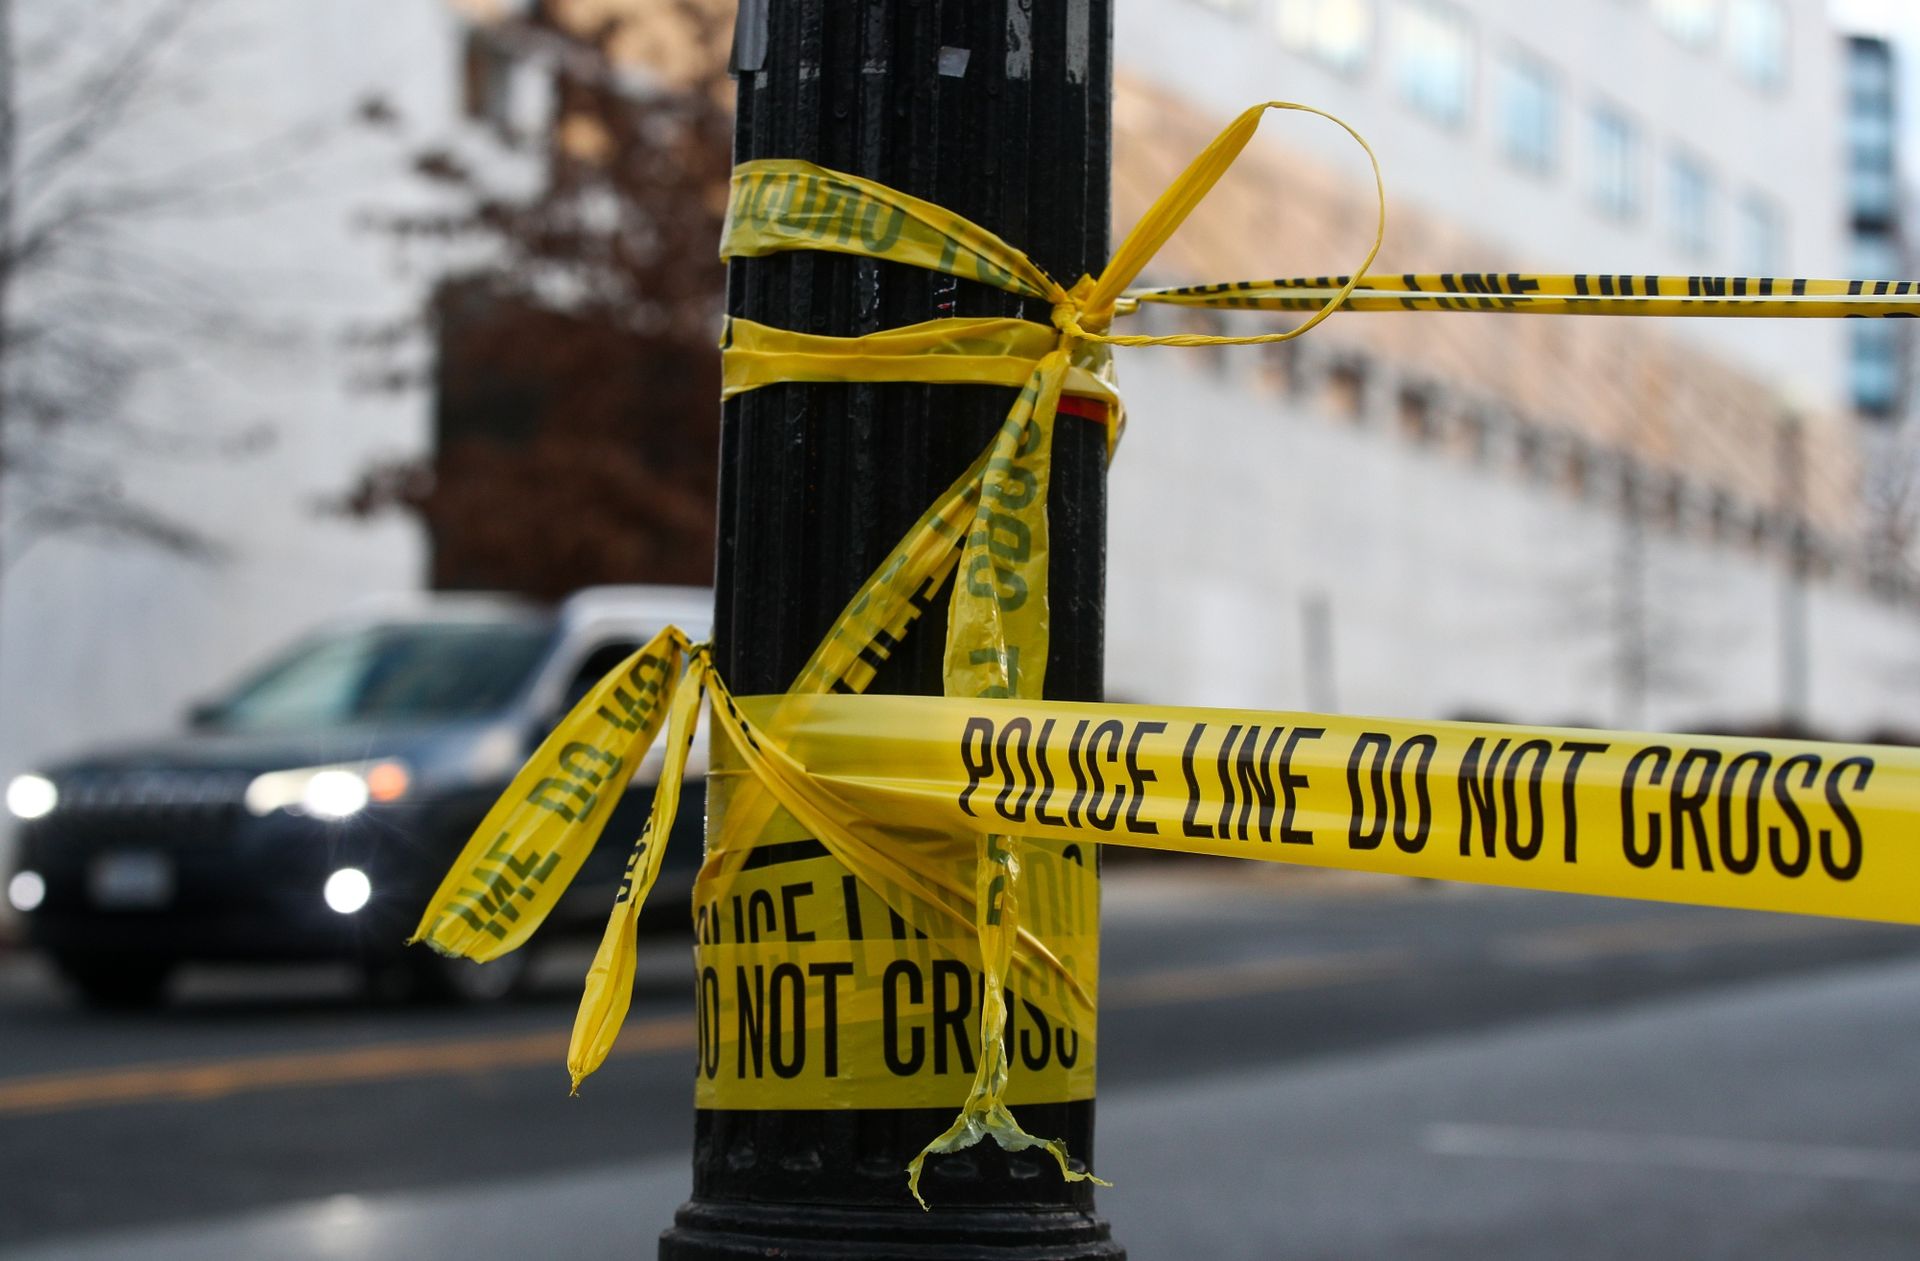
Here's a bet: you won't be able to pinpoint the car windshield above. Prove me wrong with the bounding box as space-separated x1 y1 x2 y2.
204 620 554 731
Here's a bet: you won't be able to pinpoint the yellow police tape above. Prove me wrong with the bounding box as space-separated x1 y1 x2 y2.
412 626 686 962
674 683 1918 1117
691 845 1098 1112
749 694 1902 924
413 96 1920 1205
1131 271 1920 317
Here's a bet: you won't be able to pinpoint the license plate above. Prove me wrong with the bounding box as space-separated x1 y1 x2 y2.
89 852 174 909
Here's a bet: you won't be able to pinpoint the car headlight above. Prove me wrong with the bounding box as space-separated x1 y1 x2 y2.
324 867 372 914
245 761 408 819
6 774 57 820
8 870 46 912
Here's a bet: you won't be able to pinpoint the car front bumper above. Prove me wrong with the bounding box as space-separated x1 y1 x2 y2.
13 782 706 964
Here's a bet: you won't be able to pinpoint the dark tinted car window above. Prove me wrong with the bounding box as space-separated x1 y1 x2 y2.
561 640 644 709
206 621 555 731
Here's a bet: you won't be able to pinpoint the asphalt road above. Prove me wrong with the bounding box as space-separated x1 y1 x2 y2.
2 861 1918 1258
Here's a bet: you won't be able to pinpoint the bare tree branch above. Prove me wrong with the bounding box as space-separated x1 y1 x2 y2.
342 0 732 597
0 0 320 581
11 0 202 194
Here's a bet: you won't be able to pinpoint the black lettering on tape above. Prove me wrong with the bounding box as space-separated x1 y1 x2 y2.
1668 748 1722 872
1214 723 1244 838
698 965 720 1080
994 717 1037 824
1065 719 1091 828
746 889 777 943
529 775 596 823
809 962 853 1078
958 716 994 816
1347 732 1392 851
1459 736 1511 858
1086 720 1125 831
1393 735 1438 854
768 963 806 1080
737 965 766 1079
840 875 865 942
931 959 975 1075
883 960 925 1076
1621 746 1672 869
1235 726 1285 842
1771 754 1819 877
780 881 816 943
1558 741 1608 862
1034 718 1067 827
1716 750 1771 875
1181 723 1213 839
1822 756 1872 881
1126 722 1167 834
1279 728 1323 845
1502 738 1552 861
558 742 620 787
1019 997 1053 1070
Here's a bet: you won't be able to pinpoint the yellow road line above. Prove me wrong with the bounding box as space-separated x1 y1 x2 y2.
0 1013 694 1117
0 954 1407 1119
0 909 1885 1118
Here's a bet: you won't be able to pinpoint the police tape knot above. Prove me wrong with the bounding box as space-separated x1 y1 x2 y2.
1049 276 1108 344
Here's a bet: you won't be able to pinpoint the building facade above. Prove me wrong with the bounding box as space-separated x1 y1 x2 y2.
4 0 1919 924
1103 0 1920 734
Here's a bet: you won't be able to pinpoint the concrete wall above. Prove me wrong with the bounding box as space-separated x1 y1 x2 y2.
1107 347 1920 736
0 0 468 902
1099 1 1920 739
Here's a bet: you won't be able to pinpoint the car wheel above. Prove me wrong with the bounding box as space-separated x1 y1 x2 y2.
54 956 174 1010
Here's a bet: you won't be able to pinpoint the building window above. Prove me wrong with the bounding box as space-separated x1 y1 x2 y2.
1669 150 1714 256
461 29 517 137
1737 193 1783 274
1849 111 1896 170
1852 321 1901 417
1274 0 1374 73
1652 0 1718 49
1850 166 1898 222
1590 104 1640 219
1391 0 1473 127
1398 385 1437 442
1496 52 1557 175
1729 0 1787 91
1849 39 1893 110
1847 41 1898 228
1850 230 1906 417
1325 358 1369 420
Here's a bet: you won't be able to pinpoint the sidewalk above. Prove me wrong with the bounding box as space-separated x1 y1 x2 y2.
10 956 1920 1260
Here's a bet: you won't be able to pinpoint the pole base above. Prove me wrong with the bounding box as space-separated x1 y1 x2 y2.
660 1200 1125 1260
661 1106 1117 1259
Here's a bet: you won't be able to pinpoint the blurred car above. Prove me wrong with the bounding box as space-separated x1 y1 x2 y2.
4 586 711 1008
